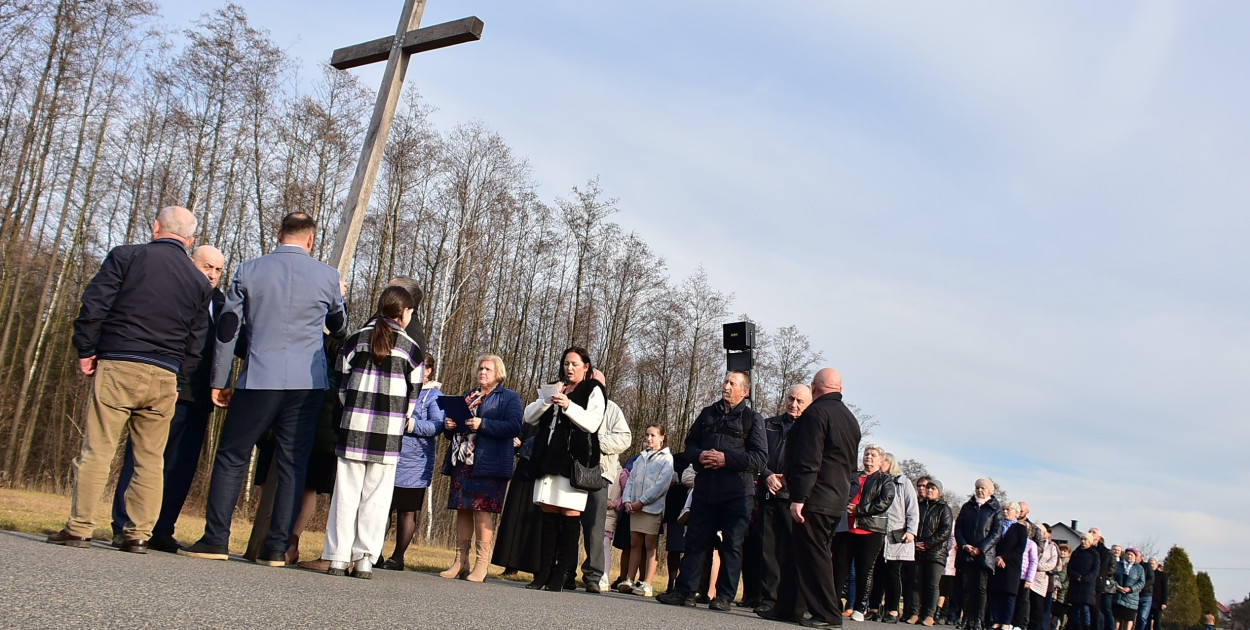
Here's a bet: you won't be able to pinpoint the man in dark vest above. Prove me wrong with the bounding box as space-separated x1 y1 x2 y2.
657 370 767 610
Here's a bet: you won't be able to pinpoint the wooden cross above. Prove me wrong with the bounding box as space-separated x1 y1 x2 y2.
243 0 482 562
325 0 484 276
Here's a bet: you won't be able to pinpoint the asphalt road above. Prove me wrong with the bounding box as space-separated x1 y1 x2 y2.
0 530 857 629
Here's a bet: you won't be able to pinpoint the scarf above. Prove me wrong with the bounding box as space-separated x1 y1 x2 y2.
450 386 496 467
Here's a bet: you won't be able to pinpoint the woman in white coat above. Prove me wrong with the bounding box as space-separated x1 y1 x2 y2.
870 452 920 623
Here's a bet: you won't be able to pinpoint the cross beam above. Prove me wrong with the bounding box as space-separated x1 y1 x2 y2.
323 0 483 278
330 16 483 71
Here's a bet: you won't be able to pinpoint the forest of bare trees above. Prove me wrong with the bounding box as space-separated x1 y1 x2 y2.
0 1 839 541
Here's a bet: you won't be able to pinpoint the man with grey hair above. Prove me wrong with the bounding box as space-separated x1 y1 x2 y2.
48 206 212 553
109 245 227 553
752 383 812 613
568 367 631 592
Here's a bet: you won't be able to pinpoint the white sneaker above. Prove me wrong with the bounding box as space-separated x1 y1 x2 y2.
632 581 654 597
618 580 635 593
852 611 866 622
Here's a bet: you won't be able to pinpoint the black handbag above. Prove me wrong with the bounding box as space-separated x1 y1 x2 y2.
569 459 609 491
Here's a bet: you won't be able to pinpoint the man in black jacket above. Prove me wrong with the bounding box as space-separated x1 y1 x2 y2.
48 206 211 553
657 370 767 610
108 245 226 553
761 368 861 629
1145 559 1167 630
752 383 812 613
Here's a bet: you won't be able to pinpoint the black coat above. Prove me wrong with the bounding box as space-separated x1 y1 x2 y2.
178 287 225 406
916 498 954 565
758 413 796 501
847 470 895 533
780 392 860 516
73 238 212 378
955 496 1003 572
1151 570 1168 608
529 379 604 477
1067 544 1102 605
989 522 1028 593
683 398 767 501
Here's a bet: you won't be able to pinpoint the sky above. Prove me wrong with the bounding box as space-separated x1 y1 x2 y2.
158 1 1250 602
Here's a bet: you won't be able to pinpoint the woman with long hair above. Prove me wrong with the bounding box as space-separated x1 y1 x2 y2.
522 346 607 592
320 286 421 578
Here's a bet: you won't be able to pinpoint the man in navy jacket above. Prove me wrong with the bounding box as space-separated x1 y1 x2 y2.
657 370 767 610
109 245 226 553
48 206 211 553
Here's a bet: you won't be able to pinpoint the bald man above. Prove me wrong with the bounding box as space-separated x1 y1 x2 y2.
752 384 812 613
109 245 227 553
50 207 212 552
762 368 862 628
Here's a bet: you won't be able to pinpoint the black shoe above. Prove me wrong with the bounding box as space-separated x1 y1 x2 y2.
885 614 901 624
610 577 627 591
710 597 732 612
111 533 126 549
255 548 286 567
148 534 182 553
178 540 229 560
378 557 404 571
758 608 802 622
867 611 882 622
695 594 711 605
656 591 697 607
802 618 842 629
755 604 776 614
739 598 762 608
563 575 577 590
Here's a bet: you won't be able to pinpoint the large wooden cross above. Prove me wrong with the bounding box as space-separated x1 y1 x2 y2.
325 0 483 275
244 0 482 561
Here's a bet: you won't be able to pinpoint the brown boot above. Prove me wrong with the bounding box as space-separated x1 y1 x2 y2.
466 539 492 582
439 540 471 579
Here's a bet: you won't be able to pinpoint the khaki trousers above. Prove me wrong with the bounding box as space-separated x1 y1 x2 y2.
66 359 177 540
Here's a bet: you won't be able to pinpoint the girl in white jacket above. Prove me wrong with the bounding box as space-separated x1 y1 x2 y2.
617 424 673 597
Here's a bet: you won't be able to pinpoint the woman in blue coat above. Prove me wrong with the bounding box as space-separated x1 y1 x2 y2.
438 354 523 583
378 353 444 571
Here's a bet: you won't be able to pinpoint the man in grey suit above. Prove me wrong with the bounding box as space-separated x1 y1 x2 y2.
180 212 347 566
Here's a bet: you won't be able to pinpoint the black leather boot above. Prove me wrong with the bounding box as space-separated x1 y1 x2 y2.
545 515 582 592
526 512 560 590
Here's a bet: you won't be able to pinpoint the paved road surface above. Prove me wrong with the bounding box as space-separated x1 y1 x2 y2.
0 530 855 629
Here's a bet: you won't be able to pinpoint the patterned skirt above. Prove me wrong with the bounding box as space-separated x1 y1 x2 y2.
446 463 507 513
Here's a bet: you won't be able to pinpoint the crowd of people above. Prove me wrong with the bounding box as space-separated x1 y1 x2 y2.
48 207 1168 630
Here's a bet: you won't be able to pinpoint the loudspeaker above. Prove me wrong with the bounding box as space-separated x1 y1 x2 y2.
723 321 756 351
726 350 753 372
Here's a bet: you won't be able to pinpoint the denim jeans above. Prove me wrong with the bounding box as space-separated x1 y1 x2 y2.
674 494 754 598
199 388 322 552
